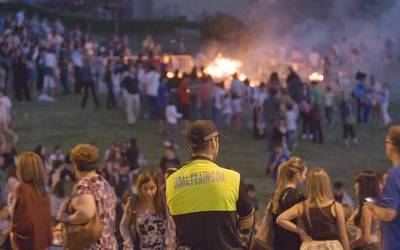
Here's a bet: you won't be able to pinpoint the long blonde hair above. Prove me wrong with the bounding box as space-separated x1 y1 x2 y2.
272 157 307 214
16 152 47 196
304 167 334 227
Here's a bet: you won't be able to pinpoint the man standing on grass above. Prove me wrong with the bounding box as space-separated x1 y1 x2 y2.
121 66 140 126
366 126 400 250
166 120 254 249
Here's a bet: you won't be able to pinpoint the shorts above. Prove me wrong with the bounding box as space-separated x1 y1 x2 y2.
44 75 56 89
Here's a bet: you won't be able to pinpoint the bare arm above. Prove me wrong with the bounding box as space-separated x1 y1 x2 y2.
238 210 254 230
119 202 134 248
366 203 397 222
276 203 302 233
334 202 350 250
65 194 97 224
276 203 311 241
352 206 373 247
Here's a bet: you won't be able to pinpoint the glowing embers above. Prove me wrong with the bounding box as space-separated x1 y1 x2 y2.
308 72 324 82
204 54 243 79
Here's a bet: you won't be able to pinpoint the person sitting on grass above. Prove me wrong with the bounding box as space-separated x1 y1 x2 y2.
266 143 289 183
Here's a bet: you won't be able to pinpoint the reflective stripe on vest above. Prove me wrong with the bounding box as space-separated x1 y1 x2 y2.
166 159 240 216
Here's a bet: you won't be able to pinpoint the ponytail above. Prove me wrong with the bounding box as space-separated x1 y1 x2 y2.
271 157 307 214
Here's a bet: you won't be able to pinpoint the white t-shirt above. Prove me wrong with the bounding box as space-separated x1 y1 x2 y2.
213 87 226 110
137 69 146 92
231 79 244 96
324 92 335 107
286 109 298 131
48 153 65 163
253 88 268 107
144 71 160 97
0 96 12 110
44 52 57 69
0 96 12 123
71 50 83 67
222 97 233 114
232 98 242 114
165 105 182 124
309 52 321 68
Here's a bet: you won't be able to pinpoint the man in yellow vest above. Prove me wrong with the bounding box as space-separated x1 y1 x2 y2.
166 120 254 249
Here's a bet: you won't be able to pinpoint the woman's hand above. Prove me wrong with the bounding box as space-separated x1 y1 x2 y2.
298 228 312 242
53 224 64 245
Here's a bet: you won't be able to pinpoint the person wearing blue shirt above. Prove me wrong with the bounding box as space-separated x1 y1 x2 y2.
266 144 289 183
352 72 367 124
366 126 400 250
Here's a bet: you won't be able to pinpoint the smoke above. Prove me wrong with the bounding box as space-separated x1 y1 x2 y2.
203 0 400 84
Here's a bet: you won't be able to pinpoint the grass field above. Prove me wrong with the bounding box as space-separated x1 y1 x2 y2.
11 89 400 207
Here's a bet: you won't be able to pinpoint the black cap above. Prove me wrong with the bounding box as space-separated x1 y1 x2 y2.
187 120 218 147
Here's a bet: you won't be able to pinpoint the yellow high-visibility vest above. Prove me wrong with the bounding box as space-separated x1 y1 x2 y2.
166 158 240 216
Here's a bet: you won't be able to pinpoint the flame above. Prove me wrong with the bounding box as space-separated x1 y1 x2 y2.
308 72 324 82
239 73 247 81
166 72 175 79
204 55 242 79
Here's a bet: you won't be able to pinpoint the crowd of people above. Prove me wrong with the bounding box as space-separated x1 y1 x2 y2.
0 11 393 152
0 9 397 250
0 121 397 250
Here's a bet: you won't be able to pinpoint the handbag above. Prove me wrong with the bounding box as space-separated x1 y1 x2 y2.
61 185 103 250
250 200 274 250
62 212 103 250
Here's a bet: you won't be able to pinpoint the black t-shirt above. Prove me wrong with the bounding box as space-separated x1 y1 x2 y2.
273 187 305 250
115 173 130 198
125 147 139 171
160 156 180 173
173 180 254 250
272 127 287 146
122 75 139 94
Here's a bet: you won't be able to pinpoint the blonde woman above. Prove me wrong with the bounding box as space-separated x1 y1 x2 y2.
12 152 52 250
271 157 308 250
277 168 350 250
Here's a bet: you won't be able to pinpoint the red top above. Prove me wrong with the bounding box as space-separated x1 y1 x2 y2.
179 81 190 104
198 81 213 102
12 183 52 250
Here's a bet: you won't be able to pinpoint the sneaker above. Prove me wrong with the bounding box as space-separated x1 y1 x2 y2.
301 134 307 139
308 134 314 140
353 138 359 145
163 140 172 147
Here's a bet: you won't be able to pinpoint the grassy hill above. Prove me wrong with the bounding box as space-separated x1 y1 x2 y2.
12 91 399 206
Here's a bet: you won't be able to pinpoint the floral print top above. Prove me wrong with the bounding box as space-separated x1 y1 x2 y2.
136 212 166 250
59 175 117 250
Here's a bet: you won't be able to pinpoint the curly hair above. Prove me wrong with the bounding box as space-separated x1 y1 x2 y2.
70 144 99 172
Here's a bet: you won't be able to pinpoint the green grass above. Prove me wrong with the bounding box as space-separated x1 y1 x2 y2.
12 92 399 209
